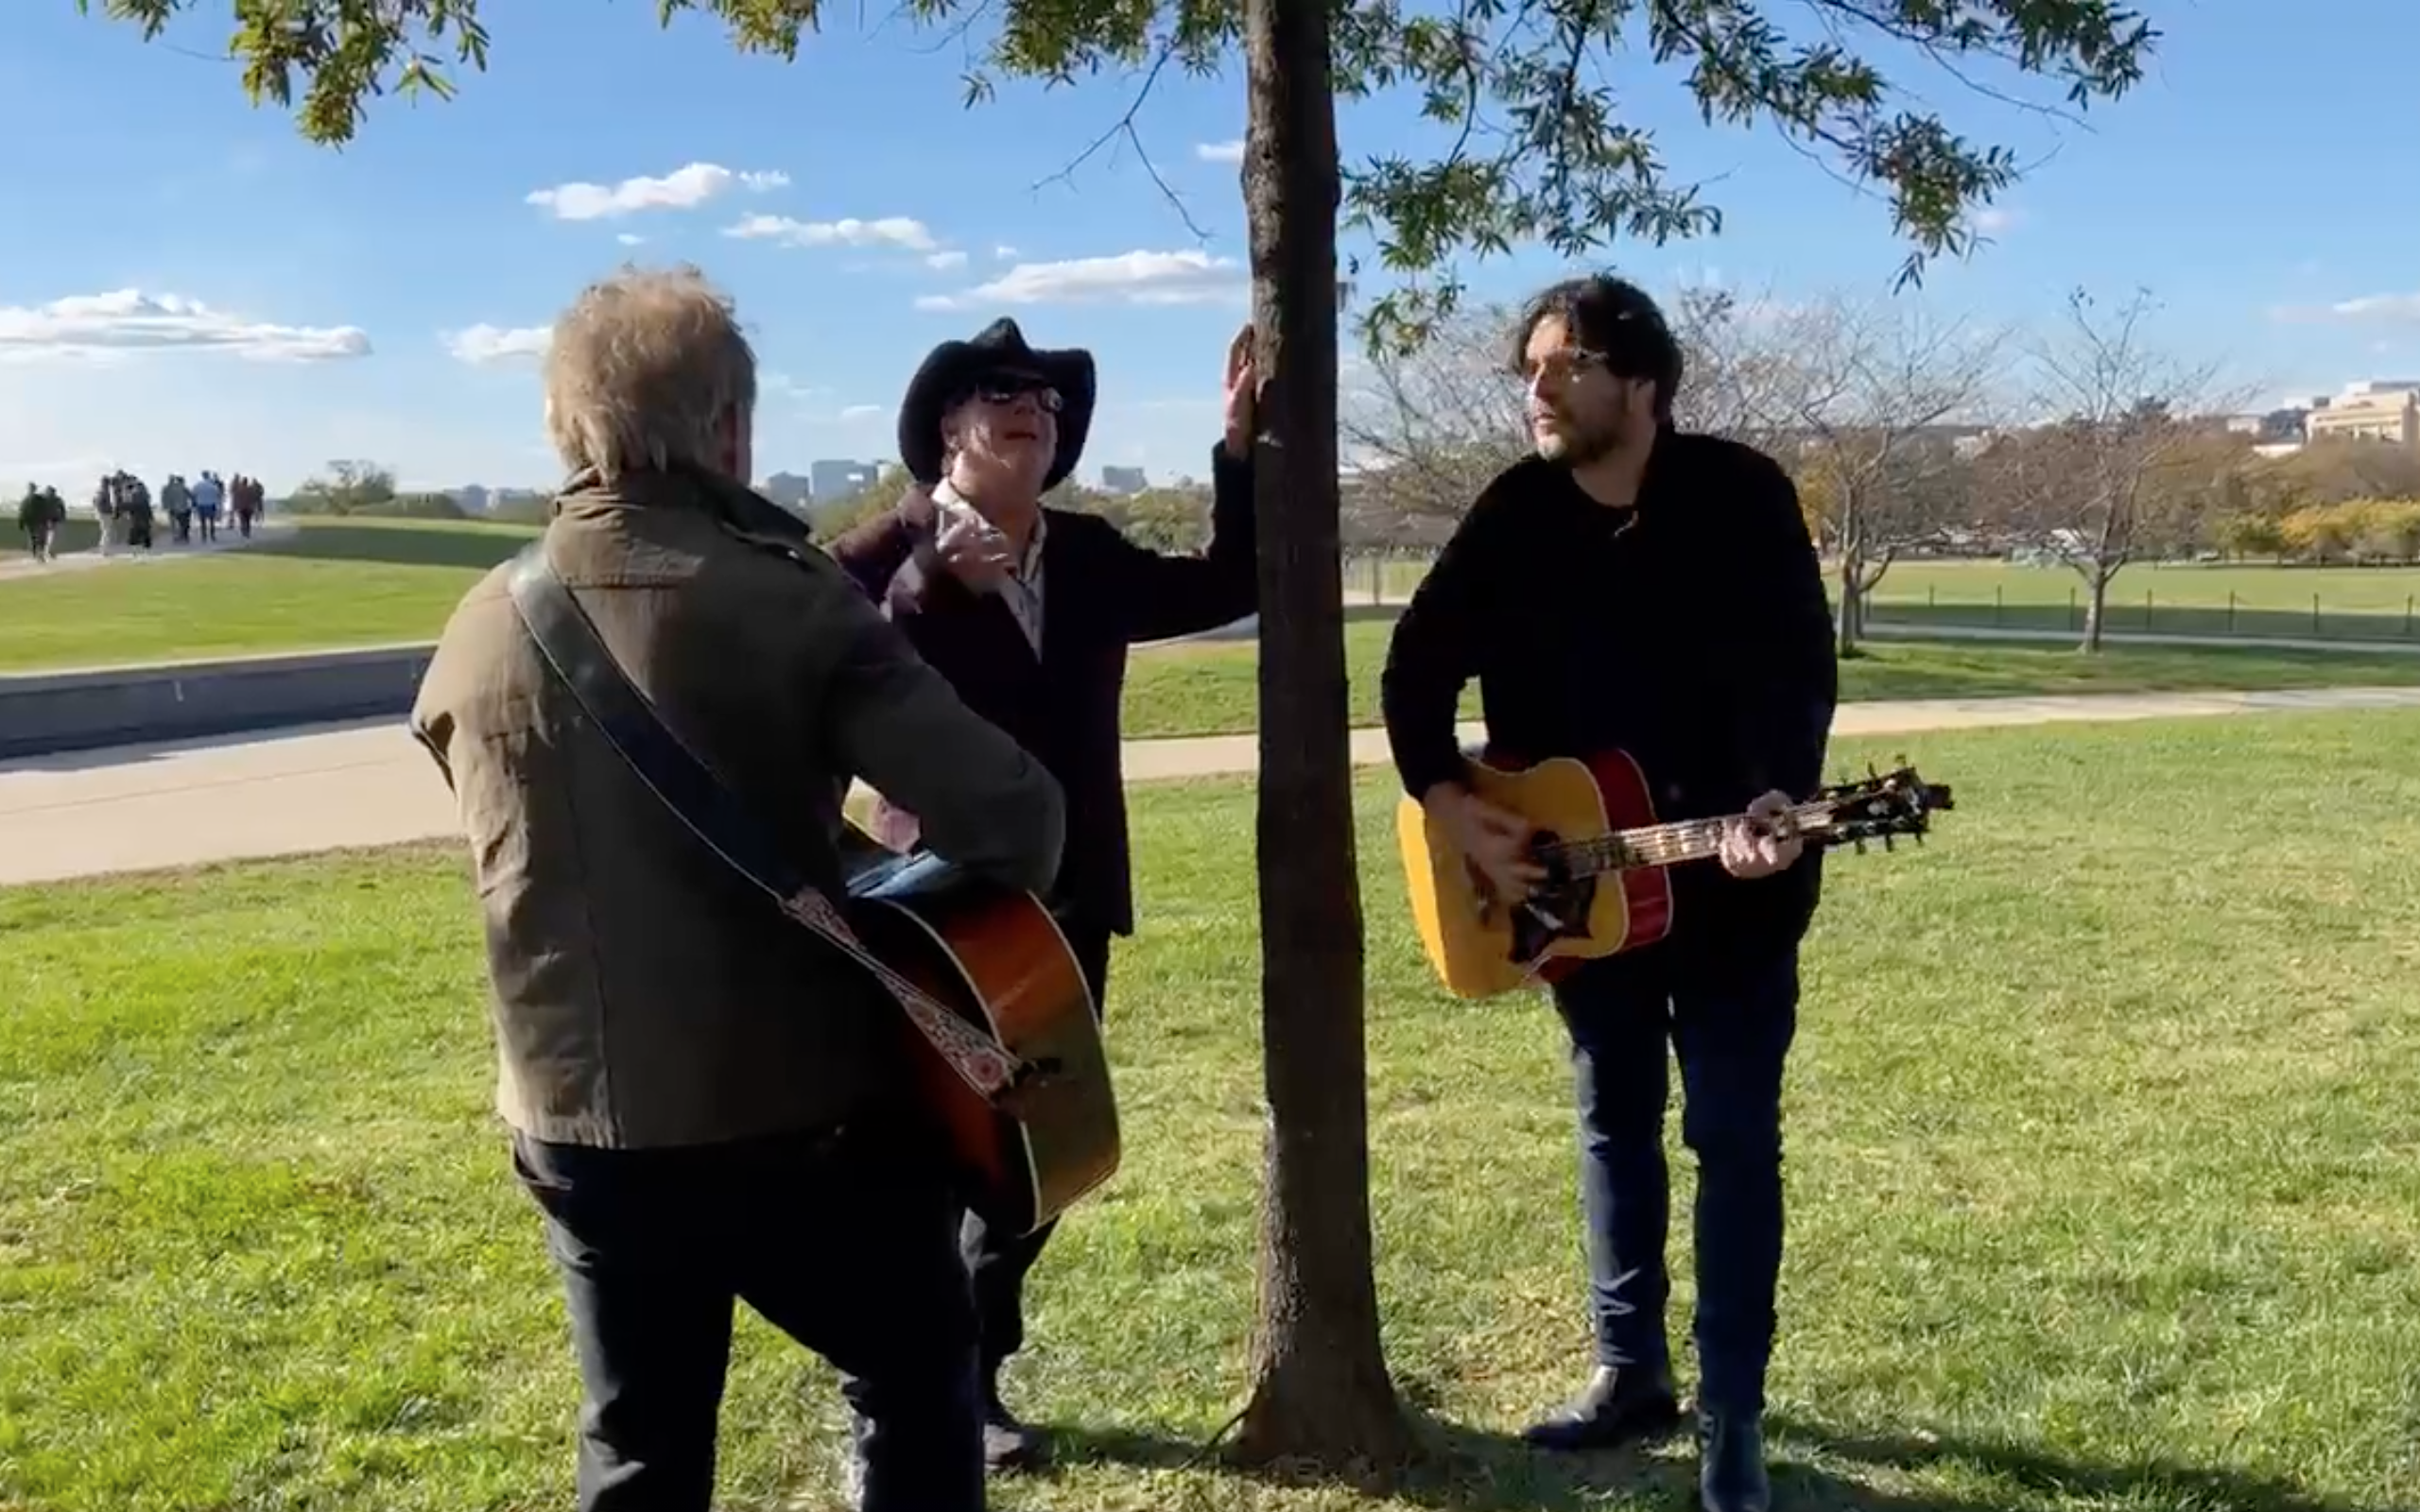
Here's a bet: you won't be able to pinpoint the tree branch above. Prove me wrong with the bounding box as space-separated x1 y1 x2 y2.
1029 34 1214 244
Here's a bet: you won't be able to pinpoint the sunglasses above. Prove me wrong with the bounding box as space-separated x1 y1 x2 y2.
968 374 1064 413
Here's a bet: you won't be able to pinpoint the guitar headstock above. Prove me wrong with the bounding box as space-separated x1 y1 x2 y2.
1810 762 1953 852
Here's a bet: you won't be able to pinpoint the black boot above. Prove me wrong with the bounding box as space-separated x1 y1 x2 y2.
1696 1407 1771 1512
981 1373 1049 1472
1521 1365 1683 1452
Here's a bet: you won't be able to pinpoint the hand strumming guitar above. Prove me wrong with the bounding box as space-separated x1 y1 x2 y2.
1424 782 1546 902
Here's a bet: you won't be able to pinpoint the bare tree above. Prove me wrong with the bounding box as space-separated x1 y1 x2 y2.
1338 284 1807 544
1662 284 1808 447
1339 307 1528 548
1751 296 2005 656
1974 287 2236 652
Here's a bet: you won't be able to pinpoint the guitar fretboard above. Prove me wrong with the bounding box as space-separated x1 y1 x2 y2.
1552 800 1837 874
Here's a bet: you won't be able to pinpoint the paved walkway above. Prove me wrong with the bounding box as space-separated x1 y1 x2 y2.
6 685 2417 887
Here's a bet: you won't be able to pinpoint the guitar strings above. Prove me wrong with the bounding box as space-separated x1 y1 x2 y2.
1549 802 1837 871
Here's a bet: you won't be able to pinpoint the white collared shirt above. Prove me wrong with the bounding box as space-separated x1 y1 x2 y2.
933 481 1046 654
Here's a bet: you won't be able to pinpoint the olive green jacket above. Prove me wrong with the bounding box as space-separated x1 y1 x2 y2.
409 463 1065 1148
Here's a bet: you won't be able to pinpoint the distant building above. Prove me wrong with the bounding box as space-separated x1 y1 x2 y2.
760 472 812 510
811 458 879 503
2225 408 2310 445
2306 382 2420 446
1100 465 1149 494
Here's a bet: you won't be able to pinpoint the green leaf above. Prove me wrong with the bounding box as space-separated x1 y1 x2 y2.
87 0 2158 354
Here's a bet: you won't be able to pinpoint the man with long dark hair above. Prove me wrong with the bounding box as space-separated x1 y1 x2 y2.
1380 272 1838 1512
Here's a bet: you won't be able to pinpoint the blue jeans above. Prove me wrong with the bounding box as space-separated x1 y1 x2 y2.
1550 943 1799 1416
512 1122 984 1512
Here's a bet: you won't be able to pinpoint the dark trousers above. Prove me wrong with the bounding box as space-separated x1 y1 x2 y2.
512 1121 985 1512
1550 939 1799 1417
961 919 1113 1379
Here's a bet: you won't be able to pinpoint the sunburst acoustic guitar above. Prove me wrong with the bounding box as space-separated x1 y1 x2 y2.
1397 747 1952 999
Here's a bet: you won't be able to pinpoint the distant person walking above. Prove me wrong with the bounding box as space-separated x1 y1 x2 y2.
163 474 194 543
191 471 225 541
231 474 263 537
17 484 65 561
120 474 155 551
93 475 123 557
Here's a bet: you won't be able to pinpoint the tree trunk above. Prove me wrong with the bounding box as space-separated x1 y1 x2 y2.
1233 0 1410 1473
1835 549 1863 659
2083 566 2111 652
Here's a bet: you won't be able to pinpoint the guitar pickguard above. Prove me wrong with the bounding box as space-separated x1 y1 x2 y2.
1505 881 1599 963
1472 830 1599 967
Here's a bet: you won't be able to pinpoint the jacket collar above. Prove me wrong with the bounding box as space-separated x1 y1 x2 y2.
552 462 815 550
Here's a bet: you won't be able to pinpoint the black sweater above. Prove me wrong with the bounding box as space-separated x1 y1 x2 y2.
1379 427 1840 958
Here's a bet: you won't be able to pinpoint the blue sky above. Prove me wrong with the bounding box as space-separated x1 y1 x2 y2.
2 2 2414 496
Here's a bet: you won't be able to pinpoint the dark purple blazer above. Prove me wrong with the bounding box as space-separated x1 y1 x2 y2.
822 443 1256 936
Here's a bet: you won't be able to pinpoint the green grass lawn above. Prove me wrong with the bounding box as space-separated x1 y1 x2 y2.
1115 619 2420 738
4 713 2417 1511
10 515 2420 733
0 516 538 669
1863 560 2420 644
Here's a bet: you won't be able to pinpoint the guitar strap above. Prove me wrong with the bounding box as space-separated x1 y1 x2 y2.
499 541 1031 1104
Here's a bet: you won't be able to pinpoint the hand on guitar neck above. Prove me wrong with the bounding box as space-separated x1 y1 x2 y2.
1717 790 1805 880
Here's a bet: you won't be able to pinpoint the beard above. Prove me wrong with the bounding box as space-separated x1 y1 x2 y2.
1531 408 1629 467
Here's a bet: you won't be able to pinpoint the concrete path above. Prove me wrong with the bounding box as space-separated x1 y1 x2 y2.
7 685 2418 888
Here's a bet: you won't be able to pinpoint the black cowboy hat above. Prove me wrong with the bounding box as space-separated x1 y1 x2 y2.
896 318 1097 491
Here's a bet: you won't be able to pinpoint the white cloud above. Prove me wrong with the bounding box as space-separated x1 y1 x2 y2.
925 249 970 271
994 245 1019 260
764 372 825 402
1971 206 2021 234
2269 291 2420 325
444 324 551 365
724 215 939 251
1196 139 1245 163
527 163 788 221
915 249 1245 312
616 232 646 247
0 290 370 363
2326 293 2420 320
838 404 886 421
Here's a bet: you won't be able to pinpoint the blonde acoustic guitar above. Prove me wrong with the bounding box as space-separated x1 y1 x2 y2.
1398 747 1951 999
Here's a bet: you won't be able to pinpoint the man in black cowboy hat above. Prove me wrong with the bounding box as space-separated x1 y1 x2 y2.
825 315 1260 1473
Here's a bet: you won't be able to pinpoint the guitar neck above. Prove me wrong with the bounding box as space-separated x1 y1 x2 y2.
1558 800 1837 877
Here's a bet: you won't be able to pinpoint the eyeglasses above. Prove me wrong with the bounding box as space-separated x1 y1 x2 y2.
971 376 1064 413
1517 347 1612 386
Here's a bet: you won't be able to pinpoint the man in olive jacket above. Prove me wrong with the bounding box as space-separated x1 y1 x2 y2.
409 266 1065 1512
